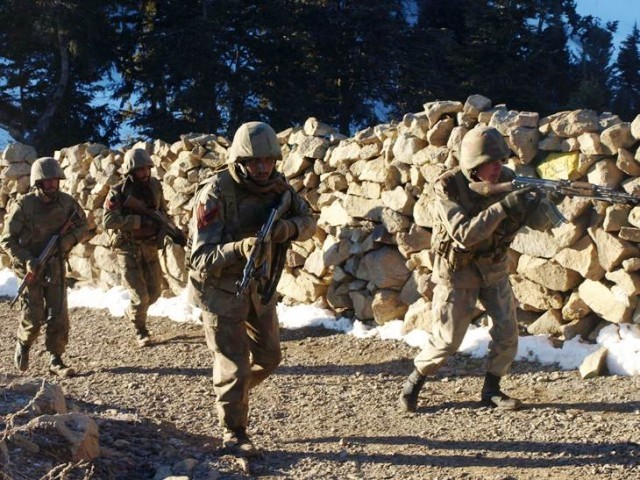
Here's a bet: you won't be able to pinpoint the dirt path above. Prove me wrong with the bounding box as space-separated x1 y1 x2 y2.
1 301 639 479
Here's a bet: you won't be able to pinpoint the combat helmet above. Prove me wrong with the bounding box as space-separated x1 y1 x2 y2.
122 148 154 175
30 157 66 187
459 126 510 173
228 121 282 164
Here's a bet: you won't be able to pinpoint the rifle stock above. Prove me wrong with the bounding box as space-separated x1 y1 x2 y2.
10 211 78 308
123 195 187 246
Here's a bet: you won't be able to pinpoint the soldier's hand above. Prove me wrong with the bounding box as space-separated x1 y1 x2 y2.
130 215 142 229
234 238 267 267
500 187 538 218
25 258 37 275
234 237 257 259
58 233 76 254
547 190 565 205
271 219 298 243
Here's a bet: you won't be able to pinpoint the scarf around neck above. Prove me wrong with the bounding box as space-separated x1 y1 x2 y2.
228 163 289 195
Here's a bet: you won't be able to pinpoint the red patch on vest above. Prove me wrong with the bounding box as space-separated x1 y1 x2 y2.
196 202 220 230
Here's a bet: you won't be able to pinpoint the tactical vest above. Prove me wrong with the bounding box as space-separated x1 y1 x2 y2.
194 169 280 242
108 177 163 247
18 193 79 255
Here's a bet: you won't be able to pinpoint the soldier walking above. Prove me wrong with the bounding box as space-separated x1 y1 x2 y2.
103 148 168 347
187 121 316 456
1 157 89 377
399 126 561 412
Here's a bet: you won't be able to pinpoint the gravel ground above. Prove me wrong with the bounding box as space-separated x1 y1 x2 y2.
1 300 640 479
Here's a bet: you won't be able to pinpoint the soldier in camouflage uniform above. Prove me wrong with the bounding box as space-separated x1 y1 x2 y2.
103 148 167 347
399 125 561 412
1 157 88 377
188 121 316 456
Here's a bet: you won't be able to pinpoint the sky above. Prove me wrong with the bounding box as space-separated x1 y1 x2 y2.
1 268 639 376
575 0 639 47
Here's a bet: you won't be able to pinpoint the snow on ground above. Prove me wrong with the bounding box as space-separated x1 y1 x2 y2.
1 268 639 376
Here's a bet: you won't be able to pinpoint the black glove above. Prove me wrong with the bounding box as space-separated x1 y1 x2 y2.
500 187 540 218
547 190 565 205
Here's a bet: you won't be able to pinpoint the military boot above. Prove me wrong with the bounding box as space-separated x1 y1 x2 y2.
481 372 521 410
398 368 427 412
14 341 29 372
222 427 260 457
136 328 151 347
49 355 76 378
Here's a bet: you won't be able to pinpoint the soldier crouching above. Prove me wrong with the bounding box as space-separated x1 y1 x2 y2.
398 126 561 413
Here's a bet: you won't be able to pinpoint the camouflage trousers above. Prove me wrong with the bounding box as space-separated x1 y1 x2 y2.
414 277 519 378
200 286 281 431
116 242 162 332
18 260 69 356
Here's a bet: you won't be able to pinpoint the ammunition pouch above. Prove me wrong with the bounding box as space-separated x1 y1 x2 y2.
433 237 474 272
110 230 157 249
446 248 475 271
475 247 508 265
435 243 508 272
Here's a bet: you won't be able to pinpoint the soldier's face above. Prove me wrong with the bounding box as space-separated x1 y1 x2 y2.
40 178 60 196
476 160 503 183
133 165 151 182
244 157 276 185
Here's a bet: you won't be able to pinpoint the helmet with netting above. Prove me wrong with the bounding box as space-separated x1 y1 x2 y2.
123 148 154 174
30 157 66 187
228 122 282 164
459 125 510 171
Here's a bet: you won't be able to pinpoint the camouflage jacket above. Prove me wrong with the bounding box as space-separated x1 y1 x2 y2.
103 176 167 248
0 191 88 277
188 169 316 299
430 166 521 288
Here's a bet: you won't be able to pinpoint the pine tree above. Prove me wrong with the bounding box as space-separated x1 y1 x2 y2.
611 24 640 121
0 0 120 152
568 15 616 111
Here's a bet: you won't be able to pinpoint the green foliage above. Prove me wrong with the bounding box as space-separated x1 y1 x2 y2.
567 15 617 112
0 0 637 149
392 0 581 116
0 0 120 153
611 24 640 121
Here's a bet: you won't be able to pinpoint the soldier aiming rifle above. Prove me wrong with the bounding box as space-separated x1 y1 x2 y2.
470 175 640 206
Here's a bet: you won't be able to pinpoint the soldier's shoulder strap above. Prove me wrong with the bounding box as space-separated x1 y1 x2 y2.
17 193 36 224
435 167 462 201
193 168 238 221
453 170 473 205
217 169 238 221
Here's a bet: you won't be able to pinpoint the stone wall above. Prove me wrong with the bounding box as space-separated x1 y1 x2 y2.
2 96 640 342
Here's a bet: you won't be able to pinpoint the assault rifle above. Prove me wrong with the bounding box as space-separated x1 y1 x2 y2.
123 195 187 246
10 210 79 308
236 192 292 299
469 176 640 206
